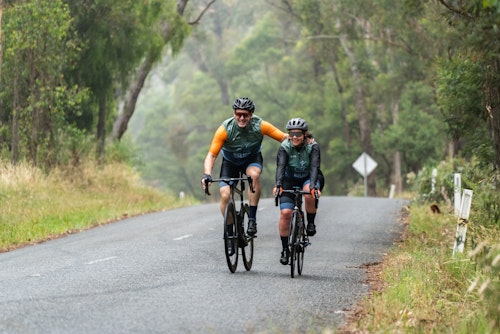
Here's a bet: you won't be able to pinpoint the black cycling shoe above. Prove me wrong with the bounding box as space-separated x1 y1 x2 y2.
280 249 290 265
247 218 257 236
306 223 316 236
226 240 235 256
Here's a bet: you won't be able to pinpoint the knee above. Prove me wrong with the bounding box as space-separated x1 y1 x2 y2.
280 210 292 222
246 169 261 182
220 188 230 202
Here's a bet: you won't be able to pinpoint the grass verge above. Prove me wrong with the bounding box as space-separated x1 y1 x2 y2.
339 203 499 334
0 160 197 251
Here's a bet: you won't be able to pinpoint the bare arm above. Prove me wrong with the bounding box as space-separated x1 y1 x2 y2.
204 152 218 176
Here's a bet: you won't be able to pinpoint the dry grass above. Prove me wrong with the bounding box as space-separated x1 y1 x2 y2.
339 204 496 334
0 160 197 251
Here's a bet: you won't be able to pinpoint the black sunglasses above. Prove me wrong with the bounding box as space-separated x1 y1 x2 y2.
289 131 304 137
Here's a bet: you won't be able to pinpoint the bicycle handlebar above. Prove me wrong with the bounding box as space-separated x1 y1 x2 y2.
274 187 319 208
204 176 254 196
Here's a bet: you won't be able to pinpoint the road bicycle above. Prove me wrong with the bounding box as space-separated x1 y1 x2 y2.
205 173 255 273
276 187 318 278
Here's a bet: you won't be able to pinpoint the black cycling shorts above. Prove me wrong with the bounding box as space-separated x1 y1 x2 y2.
279 172 325 210
218 153 263 187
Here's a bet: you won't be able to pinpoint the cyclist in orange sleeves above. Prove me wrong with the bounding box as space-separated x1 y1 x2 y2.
202 97 288 236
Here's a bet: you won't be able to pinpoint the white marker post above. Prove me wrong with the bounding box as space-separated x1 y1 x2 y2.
452 189 473 257
389 184 396 199
454 173 461 217
352 152 378 197
431 168 437 194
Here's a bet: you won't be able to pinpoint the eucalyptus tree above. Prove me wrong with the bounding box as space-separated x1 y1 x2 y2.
64 0 172 163
110 0 209 141
270 0 382 195
270 0 453 195
361 0 449 193
1 0 83 166
435 0 500 168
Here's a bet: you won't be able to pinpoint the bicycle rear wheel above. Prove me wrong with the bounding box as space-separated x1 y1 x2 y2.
240 204 254 271
289 211 300 278
297 216 306 275
224 201 238 273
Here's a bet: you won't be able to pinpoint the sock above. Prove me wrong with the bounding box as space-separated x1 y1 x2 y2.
281 236 288 250
249 206 257 220
307 212 316 225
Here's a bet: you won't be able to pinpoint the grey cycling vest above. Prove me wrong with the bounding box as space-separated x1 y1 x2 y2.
221 116 263 164
281 139 317 180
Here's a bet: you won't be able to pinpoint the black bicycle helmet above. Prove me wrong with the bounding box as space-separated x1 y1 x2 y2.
286 117 308 131
232 97 255 112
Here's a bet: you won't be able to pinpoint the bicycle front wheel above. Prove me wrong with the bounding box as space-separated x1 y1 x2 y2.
240 204 254 271
224 201 238 273
289 210 300 278
297 216 306 276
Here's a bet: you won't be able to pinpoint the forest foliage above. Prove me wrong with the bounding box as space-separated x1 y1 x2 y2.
0 0 499 203
1 1 499 331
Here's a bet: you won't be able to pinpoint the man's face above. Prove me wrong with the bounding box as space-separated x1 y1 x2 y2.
233 109 252 128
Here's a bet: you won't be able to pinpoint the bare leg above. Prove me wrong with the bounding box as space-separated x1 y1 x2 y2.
303 183 317 214
279 209 293 237
245 166 261 207
219 185 230 216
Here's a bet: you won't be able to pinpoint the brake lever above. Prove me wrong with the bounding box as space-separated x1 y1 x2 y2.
247 176 255 193
204 179 211 196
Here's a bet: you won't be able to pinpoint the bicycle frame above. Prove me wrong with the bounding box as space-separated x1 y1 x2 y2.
276 186 318 277
205 173 255 273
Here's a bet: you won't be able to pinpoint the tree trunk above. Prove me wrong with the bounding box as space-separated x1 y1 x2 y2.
327 51 351 150
486 58 500 169
11 73 19 164
0 0 3 88
96 96 106 165
339 34 377 196
0 0 3 147
391 101 403 194
29 50 38 167
109 0 192 142
110 55 153 142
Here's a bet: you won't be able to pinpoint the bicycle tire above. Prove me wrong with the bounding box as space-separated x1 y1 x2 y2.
240 204 254 271
297 214 305 275
224 201 238 273
289 210 300 278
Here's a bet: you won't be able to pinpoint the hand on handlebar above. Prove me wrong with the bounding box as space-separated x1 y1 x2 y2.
273 185 282 197
310 188 321 198
202 174 212 194
273 185 282 207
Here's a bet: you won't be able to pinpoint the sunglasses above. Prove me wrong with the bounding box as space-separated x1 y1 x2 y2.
289 131 304 138
234 112 251 119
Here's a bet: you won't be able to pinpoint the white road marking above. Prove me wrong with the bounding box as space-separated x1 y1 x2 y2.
86 256 117 265
173 234 193 241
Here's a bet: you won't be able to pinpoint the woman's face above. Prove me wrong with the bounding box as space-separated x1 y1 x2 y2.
288 130 305 147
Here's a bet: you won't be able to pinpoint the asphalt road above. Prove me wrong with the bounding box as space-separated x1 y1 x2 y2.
0 196 408 333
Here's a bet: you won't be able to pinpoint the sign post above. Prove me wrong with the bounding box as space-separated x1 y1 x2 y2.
431 168 437 194
452 189 473 257
352 152 378 197
454 173 461 217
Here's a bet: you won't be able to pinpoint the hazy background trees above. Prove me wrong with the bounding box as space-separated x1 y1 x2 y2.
1 0 499 200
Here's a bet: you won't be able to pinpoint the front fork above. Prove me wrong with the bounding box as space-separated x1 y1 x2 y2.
237 203 250 246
